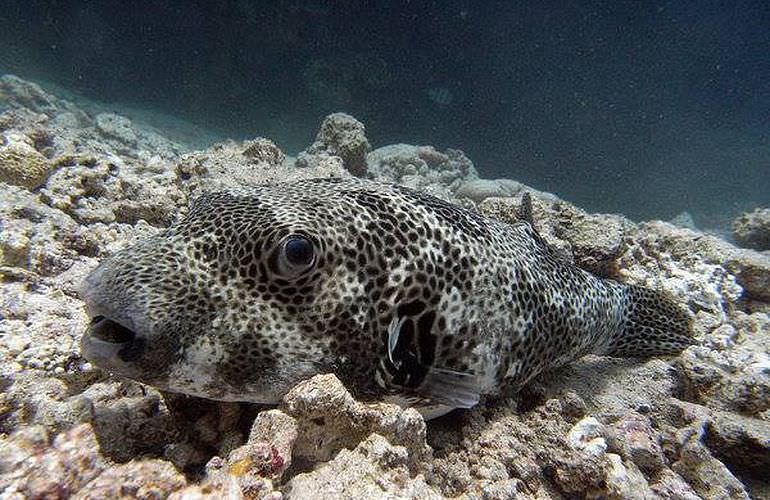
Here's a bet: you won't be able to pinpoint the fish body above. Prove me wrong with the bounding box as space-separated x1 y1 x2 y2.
80 178 691 415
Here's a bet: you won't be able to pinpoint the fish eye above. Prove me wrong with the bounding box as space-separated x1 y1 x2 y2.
272 234 316 277
284 236 314 266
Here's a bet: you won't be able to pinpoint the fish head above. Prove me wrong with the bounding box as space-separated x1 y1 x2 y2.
79 181 376 403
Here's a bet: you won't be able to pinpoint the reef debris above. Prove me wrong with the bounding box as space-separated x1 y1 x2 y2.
1 75 768 499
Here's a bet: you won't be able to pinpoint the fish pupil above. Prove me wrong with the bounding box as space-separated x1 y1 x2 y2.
284 236 314 267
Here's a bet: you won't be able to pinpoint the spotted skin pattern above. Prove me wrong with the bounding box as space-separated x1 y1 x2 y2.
80 177 692 412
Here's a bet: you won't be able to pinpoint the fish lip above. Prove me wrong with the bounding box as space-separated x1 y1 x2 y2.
79 269 150 369
89 315 135 344
81 314 146 366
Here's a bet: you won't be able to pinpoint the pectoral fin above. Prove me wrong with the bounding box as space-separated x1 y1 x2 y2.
417 366 483 408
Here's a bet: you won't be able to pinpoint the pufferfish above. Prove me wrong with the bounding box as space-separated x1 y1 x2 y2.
79 177 692 418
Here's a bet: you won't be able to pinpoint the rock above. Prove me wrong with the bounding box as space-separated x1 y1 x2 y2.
676 222 770 304
0 372 94 435
454 178 523 203
474 478 525 500
167 377 435 499
567 416 607 457
197 463 280 499
242 137 285 166
617 221 752 315
732 207 770 250
74 381 182 463
589 453 655 499
0 133 52 189
366 143 478 191
558 391 588 423
672 417 751 500
223 442 286 488
72 459 187 499
40 153 183 227
479 194 573 262
280 374 431 467
479 194 630 275
229 409 298 480
670 211 697 230
704 411 770 476
548 453 606 495
427 400 617 498
300 112 370 177
285 434 442 500
724 249 770 302
0 425 50 478
1 76 187 163
0 285 91 378
605 413 666 472
649 469 701 500
0 424 107 498
94 113 137 145
177 138 348 198
168 475 250 500
556 208 629 276
677 314 770 417
157 407 293 498
0 74 73 116
0 184 108 276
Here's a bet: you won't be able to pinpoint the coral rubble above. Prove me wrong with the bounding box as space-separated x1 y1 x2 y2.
296 112 370 177
1 75 768 499
733 207 770 251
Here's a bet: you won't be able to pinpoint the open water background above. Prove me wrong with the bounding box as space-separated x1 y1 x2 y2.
1 0 768 227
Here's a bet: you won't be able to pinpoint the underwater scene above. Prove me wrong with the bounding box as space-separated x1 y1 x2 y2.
0 1 768 498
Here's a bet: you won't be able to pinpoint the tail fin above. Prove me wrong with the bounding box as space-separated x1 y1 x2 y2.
606 284 693 358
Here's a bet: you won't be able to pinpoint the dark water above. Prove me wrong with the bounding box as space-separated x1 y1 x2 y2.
1 0 768 226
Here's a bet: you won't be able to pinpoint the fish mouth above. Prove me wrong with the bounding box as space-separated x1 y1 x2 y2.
81 314 147 365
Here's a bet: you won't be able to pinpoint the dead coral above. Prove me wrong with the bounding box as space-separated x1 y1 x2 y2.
732 207 770 251
242 137 285 166
298 112 371 177
0 75 768 499
0 134 52 189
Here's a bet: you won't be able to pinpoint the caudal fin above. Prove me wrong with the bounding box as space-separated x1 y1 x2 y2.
606 284 693 358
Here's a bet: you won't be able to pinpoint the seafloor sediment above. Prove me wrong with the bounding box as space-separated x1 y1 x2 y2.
0 75 768 499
